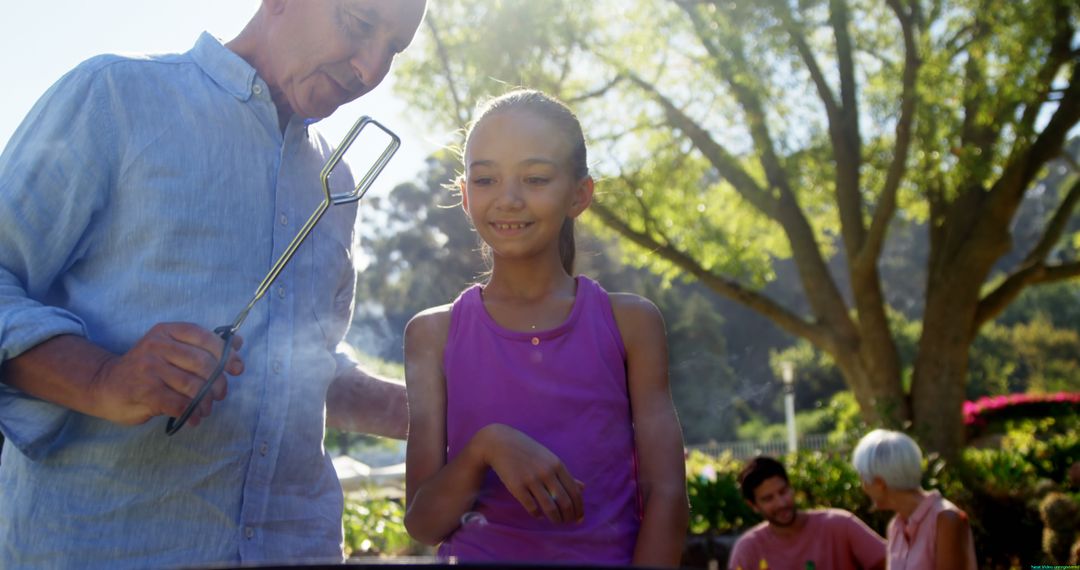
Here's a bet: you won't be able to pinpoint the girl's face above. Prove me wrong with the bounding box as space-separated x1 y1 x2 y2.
461 110 592 264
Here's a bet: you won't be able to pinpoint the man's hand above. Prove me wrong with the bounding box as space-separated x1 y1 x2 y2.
2 324 243 427
90 323 244 426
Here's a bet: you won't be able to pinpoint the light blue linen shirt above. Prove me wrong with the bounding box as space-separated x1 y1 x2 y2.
0 33 362 568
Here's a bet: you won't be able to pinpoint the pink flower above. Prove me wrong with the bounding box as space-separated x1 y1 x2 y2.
961 391 1080 437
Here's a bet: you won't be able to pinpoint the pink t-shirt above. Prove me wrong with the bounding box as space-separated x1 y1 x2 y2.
887 491 977 570
728 509 886 570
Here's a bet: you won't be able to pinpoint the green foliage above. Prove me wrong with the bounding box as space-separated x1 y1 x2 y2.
659 285 742 444
946 417 1080 568
393 0 603 126
735 406 835 444
997 415 1080 485
686 451 760 534
969 314 1080 398
997 280 1080 331
959 446 1039 498
824 391 872 449
732 390 867 452
342 495 423 558
786 451 891 534
1038 491 1080 565
767 343 846 412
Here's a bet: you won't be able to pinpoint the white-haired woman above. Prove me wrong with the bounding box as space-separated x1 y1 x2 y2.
852 429 977 570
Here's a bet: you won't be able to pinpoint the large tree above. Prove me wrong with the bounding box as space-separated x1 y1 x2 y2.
392 0 1080 458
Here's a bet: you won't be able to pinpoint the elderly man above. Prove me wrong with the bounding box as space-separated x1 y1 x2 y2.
0 1 425 567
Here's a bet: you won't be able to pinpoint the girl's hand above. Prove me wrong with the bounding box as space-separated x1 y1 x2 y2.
475 423 585 524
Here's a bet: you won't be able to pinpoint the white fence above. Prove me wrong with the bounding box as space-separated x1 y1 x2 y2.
688 433 832 460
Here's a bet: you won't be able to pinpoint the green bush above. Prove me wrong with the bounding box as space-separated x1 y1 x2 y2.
686 450 759 534
786 450 890 534
1001 415 1080 483
342 494 427 559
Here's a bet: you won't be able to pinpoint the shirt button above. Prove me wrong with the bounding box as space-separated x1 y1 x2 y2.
531 337 540 346
272 360 282 373
244 526 255 539
279 213 288 226
276 285 286 299
259 442 269 456
252 84 263 96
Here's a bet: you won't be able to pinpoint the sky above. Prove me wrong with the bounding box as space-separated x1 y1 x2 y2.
0 1 441 190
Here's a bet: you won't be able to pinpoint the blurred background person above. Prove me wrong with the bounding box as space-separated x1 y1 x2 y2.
853 429 977 570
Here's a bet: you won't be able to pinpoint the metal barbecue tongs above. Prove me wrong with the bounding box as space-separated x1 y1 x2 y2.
166 116 400 435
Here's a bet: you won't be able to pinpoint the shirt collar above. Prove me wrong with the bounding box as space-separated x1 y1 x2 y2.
900 489 941 540
188 31 259 102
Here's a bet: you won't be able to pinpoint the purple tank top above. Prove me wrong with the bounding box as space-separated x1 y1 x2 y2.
438 275 642 564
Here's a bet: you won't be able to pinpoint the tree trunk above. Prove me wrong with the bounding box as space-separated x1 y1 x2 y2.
911 295 975 461
831 339 908 430
913 218 1006 460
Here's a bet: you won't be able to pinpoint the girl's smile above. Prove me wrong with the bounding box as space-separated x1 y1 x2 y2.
489 221 534 234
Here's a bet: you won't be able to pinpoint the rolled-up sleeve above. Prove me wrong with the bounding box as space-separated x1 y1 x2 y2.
0 63 115 457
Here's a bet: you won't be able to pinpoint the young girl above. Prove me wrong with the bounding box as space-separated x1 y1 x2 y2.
403 89 689 566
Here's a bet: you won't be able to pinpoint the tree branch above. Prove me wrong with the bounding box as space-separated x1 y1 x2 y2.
828 0 867 259
1040 262 1080 283
675 3 797 205
589 200 836 350
989 61 1080 211
859 0 921 269
766 0 842 123
830 0 858 127
621 71 778 215
1023 174 1080 266
1011 3 1075 144
616 51 860 349
974 174 1080 330
974 260 1080 331
958 7 993 154
565 75 625 106
425 16 467 126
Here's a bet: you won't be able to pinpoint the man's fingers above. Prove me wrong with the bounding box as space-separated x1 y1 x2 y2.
225 351 244 377
154 386 192 420
154 337 222 381
158 367 225 419
196 392 214 418
162 323 244 379
226 334 245 376
214 374 229 401
161 322 225 353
